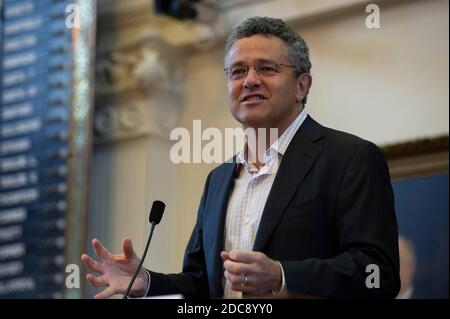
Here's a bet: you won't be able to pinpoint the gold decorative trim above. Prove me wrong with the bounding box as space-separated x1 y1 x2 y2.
65 0 97 299
381 136 449 180
382 136 449 159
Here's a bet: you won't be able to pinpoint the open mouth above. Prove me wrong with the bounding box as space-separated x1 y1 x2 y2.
240 94 266 102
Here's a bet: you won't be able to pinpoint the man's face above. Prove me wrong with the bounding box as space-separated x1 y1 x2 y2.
225 35 310 131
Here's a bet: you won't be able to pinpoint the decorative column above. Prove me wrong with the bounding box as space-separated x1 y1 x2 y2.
86 1 184 298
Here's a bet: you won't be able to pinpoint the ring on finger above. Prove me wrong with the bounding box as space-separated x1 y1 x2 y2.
241 274 248 287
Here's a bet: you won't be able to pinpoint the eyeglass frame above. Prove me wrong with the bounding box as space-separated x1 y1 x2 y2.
223 60 298 81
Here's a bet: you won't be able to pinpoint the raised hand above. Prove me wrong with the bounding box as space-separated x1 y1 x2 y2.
81 237 148 299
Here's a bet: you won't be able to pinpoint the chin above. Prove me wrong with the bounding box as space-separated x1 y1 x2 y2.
232 108 272 128
239 116 269 129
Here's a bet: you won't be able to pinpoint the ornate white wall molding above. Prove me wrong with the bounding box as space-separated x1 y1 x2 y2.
97 32 184 95
94 30 184 143
93 0 187 144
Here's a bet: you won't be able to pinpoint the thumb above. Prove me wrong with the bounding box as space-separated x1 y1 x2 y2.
220 251 230 261
122 237 137 259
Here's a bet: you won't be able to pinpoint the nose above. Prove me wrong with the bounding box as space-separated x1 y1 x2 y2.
243 67 262 89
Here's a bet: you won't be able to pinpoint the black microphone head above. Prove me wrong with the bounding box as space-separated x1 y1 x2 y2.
149 200 165 225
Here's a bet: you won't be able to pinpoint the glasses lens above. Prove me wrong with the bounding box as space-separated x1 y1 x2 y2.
225 62 283 80
229 65 247 80
255 62 278 76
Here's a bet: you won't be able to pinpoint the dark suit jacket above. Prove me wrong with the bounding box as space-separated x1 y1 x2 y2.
147 115 400 298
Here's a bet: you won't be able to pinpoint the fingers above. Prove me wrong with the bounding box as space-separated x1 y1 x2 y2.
224 270 247 285
224 270 253 293
222 250 280 295
86 273 107 288
229 250 261 263
94 286 117 299
222 250 260 275
92 238 111 260
81 254 103 274
122 237 137 260
223 258 254 275
223 250 269 275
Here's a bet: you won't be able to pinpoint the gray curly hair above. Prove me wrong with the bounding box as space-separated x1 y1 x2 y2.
225 16 312 104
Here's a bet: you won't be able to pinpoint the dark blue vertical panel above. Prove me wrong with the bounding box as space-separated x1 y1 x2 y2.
393 173 449 298
0 0 73 298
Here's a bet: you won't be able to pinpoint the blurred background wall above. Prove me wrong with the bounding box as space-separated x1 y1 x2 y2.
86 0 448 297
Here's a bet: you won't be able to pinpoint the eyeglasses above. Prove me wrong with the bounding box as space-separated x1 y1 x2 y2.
224 61 297 81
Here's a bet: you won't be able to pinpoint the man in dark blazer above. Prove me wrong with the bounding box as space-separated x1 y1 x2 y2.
82 16 400 299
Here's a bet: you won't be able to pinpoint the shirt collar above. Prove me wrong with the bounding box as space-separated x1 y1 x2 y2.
237 110 308 168
270 110 308 157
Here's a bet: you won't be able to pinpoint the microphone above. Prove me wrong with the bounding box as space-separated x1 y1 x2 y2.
123 200 166 299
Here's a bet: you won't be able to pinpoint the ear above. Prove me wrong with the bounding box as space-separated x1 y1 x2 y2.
296 73 312 104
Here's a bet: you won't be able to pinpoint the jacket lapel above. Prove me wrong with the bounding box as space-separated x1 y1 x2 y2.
253 116 324 252
203 161 237 297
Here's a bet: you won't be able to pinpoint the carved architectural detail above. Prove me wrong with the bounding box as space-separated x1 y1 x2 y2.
96 31 183 97
94 30 184 143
